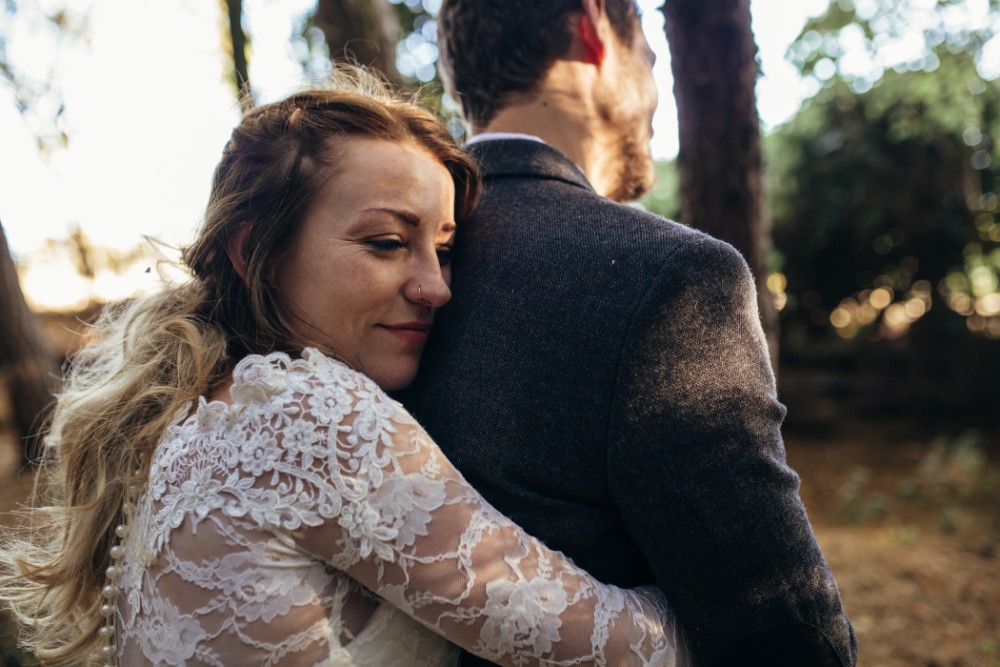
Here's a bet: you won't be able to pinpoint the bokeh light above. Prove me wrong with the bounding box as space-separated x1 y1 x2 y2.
768 272 789 311
938 242 1000 339
828 269 936 340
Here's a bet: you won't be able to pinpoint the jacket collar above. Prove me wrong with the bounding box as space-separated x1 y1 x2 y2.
466 139 594 192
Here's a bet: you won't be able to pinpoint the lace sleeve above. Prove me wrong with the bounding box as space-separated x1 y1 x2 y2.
231 349 689 667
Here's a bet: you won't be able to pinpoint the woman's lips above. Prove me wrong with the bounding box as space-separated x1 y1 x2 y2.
378 322 431 345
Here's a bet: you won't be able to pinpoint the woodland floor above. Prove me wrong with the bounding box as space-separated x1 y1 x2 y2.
0 415 998 667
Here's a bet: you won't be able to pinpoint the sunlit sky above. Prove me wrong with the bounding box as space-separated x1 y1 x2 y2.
2 0 975 309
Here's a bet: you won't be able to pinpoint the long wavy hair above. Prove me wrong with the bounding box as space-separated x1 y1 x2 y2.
0 69 480 665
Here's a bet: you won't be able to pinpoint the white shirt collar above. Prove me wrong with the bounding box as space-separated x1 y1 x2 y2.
465 132 547 146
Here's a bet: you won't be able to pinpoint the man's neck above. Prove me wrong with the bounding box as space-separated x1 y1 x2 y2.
474 68 619 198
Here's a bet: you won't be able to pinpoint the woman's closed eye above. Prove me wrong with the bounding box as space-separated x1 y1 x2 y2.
365 237 406 253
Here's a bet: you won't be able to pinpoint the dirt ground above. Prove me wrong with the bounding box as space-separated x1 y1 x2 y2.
1 417 998 667
785 416 1000 667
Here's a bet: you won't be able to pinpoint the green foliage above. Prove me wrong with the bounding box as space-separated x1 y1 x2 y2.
789 0 999 88
388 0 439 84
831 428 998 546
295 0 460 132
637 160 680 220
765 41 1000 406
0 0 87 151
386 0 459 126
917 430 993 498
290 12 328 79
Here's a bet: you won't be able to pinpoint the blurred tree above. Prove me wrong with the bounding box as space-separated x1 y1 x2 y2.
294 0 456 122
0 221 59 465
661 0 779 368
223 0 254 112
0 1 86 462
306 0 403 85
768 1 1000 411
0 0 89 152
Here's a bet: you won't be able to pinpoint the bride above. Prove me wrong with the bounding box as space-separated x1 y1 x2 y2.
0 73 688 666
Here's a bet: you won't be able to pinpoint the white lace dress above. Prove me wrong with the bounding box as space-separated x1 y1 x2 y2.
117 349 687 666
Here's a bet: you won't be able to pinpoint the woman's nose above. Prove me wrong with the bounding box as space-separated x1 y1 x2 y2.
408 262 451 309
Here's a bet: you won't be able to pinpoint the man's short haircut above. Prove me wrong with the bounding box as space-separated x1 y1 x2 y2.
438 0 640 129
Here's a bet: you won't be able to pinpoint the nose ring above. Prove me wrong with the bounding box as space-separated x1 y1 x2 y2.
418 284 422 301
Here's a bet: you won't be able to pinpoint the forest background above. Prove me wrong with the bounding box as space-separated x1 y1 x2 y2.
0 0 998 665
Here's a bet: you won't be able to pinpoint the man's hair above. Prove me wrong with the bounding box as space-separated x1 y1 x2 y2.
438 0 640 129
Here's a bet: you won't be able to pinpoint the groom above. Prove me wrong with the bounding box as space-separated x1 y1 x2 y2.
403 1 857 665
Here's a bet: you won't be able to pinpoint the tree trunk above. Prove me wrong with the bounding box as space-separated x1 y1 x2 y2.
661 0 779 371
314 0 402 85
0 221 59 465
224 0 254 113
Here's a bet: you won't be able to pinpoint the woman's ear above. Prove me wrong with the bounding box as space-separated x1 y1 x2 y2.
225 224 252 282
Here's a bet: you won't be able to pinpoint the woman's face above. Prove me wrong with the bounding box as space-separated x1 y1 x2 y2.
276 137 457 390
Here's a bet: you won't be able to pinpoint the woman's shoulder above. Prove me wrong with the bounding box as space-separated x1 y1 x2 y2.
164 348 406 445
147 348 416 535
230 347 385 406
227 347 419 433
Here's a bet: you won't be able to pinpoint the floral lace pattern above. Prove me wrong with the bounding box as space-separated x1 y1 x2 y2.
118 349 687 666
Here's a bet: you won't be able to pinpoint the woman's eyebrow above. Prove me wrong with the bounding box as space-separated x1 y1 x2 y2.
361 207 421 227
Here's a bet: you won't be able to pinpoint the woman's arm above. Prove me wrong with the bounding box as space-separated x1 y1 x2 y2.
242 350 689 667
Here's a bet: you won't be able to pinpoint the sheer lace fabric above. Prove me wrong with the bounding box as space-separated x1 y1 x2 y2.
118 349 686 666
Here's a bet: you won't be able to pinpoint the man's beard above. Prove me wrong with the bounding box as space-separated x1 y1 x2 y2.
597 91 657 203
608 130 656 203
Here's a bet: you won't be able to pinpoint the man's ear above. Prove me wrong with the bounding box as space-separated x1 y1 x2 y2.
225 224 251 282
579 0 607 66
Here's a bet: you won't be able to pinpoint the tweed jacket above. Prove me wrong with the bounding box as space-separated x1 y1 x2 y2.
400 139 857 667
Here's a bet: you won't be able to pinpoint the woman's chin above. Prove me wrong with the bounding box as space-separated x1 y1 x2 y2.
368 362 420 392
